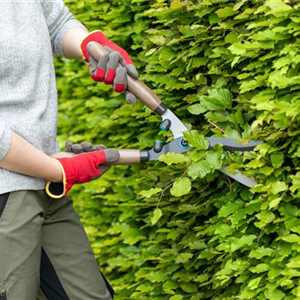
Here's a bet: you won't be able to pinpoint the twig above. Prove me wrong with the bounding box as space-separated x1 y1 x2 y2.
224 176 233 191
208 120 225 133
156 167 190 209
156 180 174 209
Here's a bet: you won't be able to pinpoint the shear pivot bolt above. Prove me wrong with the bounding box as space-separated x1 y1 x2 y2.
154 140 164 153
180 139 189 148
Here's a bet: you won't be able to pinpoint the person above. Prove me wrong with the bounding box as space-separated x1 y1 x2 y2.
0 1 138 299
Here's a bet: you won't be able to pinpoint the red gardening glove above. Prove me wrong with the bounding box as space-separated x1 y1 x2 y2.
46 149 119 199
81 30 138 104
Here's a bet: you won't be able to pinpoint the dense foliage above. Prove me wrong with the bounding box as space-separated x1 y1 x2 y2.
55 0 300 299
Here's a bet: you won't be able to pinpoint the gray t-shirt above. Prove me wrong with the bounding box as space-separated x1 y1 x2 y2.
0 0 84 194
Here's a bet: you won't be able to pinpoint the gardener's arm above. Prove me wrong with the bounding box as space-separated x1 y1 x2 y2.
0 130 119 199
62 27 89 59
0 3 86 183
47 0 138 104
0 132 63 182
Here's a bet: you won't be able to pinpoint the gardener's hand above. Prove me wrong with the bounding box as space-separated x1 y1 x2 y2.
65 141 111 175
81 30 138 104
65 140 106 153
46 148 119 199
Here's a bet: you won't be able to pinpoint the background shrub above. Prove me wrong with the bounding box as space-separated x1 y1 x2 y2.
55 1 300 299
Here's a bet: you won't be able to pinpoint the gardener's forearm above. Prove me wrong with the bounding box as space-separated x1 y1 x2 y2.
0 132 63 182
62 27 89 59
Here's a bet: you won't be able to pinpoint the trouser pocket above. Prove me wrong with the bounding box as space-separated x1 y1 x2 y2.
0 193 9 219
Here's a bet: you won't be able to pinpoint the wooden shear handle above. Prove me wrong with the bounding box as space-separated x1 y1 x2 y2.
50 149 142 165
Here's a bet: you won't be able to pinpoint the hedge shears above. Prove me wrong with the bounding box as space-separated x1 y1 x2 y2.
51 42 263 187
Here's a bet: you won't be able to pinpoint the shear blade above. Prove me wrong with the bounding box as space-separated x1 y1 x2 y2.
146 137 259 188
208 137 263 151
219 166 257 188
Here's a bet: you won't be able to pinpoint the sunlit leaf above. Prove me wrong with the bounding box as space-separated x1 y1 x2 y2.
170 177 192 197
151 208 163 225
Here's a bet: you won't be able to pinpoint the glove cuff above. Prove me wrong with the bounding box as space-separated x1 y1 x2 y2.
80 30 109 62
45 160 67 199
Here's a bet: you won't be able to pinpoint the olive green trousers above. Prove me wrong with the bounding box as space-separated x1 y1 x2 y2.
0 190 113 300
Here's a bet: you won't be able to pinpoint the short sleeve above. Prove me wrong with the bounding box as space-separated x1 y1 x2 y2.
0 121 12 161
41 0 86 56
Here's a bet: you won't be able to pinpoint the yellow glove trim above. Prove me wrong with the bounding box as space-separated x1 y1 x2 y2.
45 160 67 199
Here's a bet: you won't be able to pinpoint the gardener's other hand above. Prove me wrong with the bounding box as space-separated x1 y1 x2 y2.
46 148 119 199
81 30 138 104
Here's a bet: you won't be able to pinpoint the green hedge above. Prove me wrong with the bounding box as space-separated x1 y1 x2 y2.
55 1 300 299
